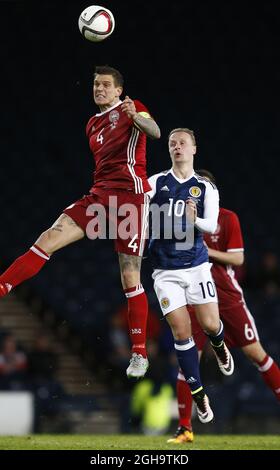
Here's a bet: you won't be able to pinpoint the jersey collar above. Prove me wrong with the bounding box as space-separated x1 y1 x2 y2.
170 168 195 183
94 100 122 117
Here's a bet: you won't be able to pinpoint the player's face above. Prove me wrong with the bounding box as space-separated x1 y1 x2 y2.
93 74 122 110
168 132 196 164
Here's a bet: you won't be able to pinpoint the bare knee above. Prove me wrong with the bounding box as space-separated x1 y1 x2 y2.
195 304 221 335
36 229 59 256
166 314 191 341
200 317 220 335
171 326 191 341
121 269 140 288
35 214 84 256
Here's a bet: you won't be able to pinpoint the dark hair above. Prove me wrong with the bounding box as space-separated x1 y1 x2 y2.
94 65 124 87
168 128 196 145
196 169 216 184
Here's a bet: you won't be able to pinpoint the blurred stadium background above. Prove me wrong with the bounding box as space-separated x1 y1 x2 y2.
0 0 279 439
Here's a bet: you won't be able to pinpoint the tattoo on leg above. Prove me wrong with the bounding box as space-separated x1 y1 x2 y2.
66 217 79 227
59 214 78 226
51 224 63 233
119 253 142 272
51 214 79 232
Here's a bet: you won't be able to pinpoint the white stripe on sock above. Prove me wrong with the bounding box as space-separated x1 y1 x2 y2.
258 356 273 372
175 338 195 351
125 285 144 298
30 246 50 260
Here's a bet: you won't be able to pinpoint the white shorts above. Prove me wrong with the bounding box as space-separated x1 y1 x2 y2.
152 262 218 315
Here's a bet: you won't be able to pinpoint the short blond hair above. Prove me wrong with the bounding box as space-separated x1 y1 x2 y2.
168 128 196 145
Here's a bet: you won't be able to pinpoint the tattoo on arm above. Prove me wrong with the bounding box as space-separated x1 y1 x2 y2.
133 115 161 139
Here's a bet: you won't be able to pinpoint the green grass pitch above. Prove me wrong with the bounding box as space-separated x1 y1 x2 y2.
0 435 279 450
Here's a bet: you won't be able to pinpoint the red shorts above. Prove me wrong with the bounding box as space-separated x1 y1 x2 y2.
189 301 259 350
64 188 150 256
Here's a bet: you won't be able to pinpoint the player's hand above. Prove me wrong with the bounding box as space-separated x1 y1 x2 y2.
203 241 214 258
207 247 215 258
186 198 197 223
121 96 137 119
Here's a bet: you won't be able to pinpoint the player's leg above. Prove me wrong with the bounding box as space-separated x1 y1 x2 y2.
0 214 84 296
242 341 280 402
118 253 149 378
115 191 150 378
188 263 234 376
165 305 213 424
167 371 194 443
36 214 84 254
195 302 234 376
219 301 280 400
168 311 207 443
153 271 213 424
168 354 206 444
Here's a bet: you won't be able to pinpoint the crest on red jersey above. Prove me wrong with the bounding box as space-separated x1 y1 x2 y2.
211 223 220 242
214 223 221 234
109 110 120 128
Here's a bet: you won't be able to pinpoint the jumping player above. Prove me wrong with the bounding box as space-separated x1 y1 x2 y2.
0 65 161 379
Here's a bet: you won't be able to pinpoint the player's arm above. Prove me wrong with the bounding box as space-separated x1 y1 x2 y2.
206 211 244 266
194 183 219 234
206 246 244 266
121 96 161 139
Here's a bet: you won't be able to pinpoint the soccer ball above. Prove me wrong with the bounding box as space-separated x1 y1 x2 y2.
78 5 115 42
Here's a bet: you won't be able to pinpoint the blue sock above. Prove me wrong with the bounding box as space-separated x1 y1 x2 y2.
175 337 203 394
206 320 224 347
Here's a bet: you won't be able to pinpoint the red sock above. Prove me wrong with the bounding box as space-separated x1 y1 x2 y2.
177 370 193 430
0 245 50 296
257 355 280 402
124 285 148 357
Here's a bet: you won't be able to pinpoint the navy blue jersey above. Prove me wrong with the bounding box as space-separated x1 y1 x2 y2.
148 169 219 269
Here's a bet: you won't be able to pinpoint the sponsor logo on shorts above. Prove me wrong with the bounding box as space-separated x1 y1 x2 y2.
161 297 170 309
189 186 201 197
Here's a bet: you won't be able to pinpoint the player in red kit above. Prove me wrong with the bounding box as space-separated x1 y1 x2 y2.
0 65 161 378
168 169 280 444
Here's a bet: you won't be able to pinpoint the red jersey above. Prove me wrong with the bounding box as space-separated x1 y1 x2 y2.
204 208 244 309
86 100 151 194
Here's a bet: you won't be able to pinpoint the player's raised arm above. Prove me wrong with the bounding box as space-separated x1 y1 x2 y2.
194 182 219 234
121 96 161 139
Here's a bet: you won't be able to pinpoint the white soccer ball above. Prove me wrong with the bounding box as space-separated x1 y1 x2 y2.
78 5 115 42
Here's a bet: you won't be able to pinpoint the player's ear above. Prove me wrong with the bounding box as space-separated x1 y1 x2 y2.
193 145 197 155
116 86 123 97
